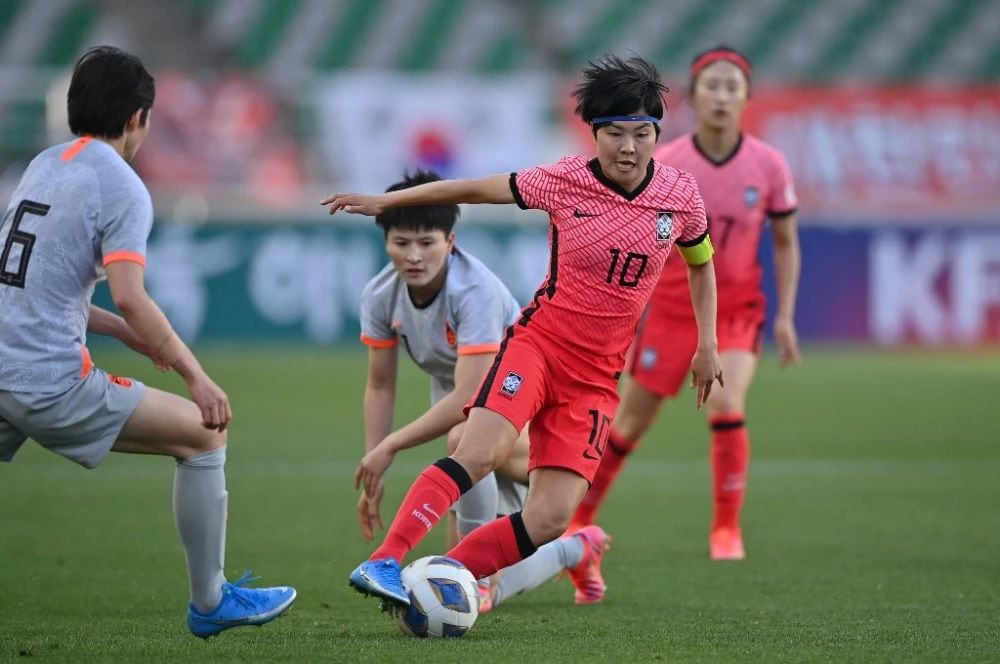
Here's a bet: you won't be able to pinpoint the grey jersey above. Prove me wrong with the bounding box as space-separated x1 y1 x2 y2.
0 138 153 392
360 247 520 403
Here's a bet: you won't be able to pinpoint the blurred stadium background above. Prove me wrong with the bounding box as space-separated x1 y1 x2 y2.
0 0 998 347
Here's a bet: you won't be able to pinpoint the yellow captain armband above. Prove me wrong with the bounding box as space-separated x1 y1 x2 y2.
676 232 715 266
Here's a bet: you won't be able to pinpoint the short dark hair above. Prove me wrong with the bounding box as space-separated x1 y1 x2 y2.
375 170 460 237
67 46 155 139
573 53 667 136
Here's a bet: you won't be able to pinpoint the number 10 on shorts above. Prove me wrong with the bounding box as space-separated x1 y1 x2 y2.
583 409 611 460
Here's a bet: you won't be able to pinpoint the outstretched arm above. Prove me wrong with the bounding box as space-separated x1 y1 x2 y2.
770 212 802 367
321 174 514 216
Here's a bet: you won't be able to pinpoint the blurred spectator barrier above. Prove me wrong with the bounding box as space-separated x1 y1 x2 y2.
92 222 1000 347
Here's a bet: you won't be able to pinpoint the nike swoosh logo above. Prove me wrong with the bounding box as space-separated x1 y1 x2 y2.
573 209 597 218
422 503 441 519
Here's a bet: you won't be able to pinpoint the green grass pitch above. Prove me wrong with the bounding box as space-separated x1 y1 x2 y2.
1 346 998 662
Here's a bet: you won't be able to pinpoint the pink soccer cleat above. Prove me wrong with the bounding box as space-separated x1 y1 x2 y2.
477 579 496 614
566 525 612 605
710 527 746 561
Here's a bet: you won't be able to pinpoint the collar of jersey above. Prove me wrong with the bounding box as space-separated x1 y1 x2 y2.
691 132 744 167
587 158 655 201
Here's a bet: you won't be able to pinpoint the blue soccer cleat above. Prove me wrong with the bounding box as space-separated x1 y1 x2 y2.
348 558 410 608
187 571 297 638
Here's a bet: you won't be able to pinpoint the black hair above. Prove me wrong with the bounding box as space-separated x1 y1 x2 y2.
689 45 752 95
573 53 667 137
67 46 155 139
375 170 460 237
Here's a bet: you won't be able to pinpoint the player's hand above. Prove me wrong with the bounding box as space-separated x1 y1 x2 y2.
187 375 232 432
689 345 723 410
355 443 396 498
356 482 385 541
774 316 802 368
320 193 386 216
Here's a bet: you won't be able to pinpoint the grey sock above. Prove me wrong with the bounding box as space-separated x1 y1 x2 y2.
454 471 500 536
174 446 228 613
494 534 585 606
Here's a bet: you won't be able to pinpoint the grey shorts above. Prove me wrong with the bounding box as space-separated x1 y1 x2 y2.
0 369 145 469
496 472 528 516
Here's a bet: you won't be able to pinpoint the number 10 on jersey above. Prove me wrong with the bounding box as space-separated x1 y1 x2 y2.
605 248 649 288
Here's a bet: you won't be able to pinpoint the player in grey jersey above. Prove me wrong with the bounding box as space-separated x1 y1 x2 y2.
351 171 611 612
0 46 294 637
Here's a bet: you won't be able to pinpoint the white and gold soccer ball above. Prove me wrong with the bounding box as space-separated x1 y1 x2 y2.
394 556 479 638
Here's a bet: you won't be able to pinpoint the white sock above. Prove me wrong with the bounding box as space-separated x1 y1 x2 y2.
494 534 584 606
454 471 500 536
174 446 228 613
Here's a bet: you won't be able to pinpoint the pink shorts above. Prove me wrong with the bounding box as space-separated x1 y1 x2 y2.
465 328 620 484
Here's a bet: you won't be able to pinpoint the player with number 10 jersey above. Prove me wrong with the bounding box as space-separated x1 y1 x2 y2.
325 54 723 612
572 47 802 562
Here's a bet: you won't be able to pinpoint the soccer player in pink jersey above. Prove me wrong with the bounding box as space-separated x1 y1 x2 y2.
571 47 802 561
322 54 722 611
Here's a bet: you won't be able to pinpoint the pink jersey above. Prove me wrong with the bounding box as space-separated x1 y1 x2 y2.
511 154 706 372
651 133 796 314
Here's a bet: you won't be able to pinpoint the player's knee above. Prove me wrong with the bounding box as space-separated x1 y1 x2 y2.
613 409 653 442
452 444 502 481
453 453 496 484
527 507 572 544
178 444 227 468
178 428 226 460
707 392 744 416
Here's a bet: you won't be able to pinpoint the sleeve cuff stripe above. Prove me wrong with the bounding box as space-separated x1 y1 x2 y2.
768 207 797 217
458 343 501 355
360 334 397 349
102 251 146 267
509 172 528 210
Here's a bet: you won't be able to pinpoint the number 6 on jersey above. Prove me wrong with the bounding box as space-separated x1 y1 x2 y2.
0 199 50 289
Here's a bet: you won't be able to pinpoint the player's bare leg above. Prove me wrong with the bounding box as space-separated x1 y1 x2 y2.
445 465 591 584
496 427 530 484
704 350 758 560
571 376 665 529
351 408 518 607
451 424 530 612
113 387 295 637
447 421 500 540
523 469 611 603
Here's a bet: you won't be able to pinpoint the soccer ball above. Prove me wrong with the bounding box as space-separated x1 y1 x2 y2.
394 556 479 638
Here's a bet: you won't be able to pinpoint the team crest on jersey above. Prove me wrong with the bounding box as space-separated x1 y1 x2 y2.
500 371 523 398
656 211 673 243
744 186 759 208
445 323 457 347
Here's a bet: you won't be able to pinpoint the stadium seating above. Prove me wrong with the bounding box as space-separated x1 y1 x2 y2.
0 0 996 162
